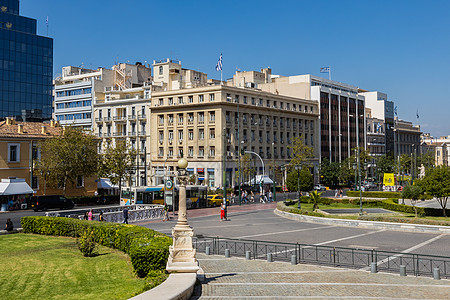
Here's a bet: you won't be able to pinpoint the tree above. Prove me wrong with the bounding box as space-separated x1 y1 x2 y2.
286 167 313 192
98 140 137 193
36 127 98 195
399 154 412 175
401 184 423 217
338 158 355 187
376 155 394 175
288 135 314 169
309 190 322 211
416 166 450 217
417 152 435 171
319 158 340 187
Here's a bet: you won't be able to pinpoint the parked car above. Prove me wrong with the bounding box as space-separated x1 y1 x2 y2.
363 182 378 191
314 184 326 191
30 195 74 211
207 194 229 207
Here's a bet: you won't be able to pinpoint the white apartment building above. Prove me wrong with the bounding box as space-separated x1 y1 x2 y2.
54 63 152 131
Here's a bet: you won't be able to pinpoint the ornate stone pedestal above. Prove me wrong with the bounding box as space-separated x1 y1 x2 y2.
166 158 199 273
166 225 199 273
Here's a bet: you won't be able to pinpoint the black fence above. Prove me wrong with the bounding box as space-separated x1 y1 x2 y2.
193 236 450 278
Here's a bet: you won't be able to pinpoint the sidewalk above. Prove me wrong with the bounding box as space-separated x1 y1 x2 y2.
191 253 450 299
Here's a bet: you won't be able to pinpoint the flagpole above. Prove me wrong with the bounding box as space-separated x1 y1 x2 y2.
46 17 49 37
329 67 331 81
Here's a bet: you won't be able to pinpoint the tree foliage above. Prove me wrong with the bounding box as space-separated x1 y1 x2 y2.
98 140 137 192
286 168 313 192
35 127 98 195
288 135 314 169
308 190 322 211
319 158 340 187
401 184 423 217
416 166 450 217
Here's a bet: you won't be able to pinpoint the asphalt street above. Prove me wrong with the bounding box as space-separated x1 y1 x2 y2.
140 203 450 258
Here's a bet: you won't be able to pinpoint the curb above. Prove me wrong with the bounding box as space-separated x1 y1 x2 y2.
0 228 23 235
129 273 197 300
274 209 450 234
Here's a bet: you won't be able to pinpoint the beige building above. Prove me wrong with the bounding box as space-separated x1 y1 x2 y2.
422 133 450 166
0 118 96 197
150 84 319 188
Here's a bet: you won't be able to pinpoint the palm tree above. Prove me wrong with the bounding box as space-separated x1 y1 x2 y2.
309 190 322 211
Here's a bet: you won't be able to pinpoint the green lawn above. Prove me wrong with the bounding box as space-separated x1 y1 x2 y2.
0 234 146 300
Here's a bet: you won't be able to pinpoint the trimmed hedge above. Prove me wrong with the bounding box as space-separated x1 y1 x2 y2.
21 216 172 278
381 199 450 217
359 215 450 226
346 191 401 198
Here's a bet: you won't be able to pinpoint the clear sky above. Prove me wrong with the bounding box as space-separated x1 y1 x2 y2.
20 0 450 137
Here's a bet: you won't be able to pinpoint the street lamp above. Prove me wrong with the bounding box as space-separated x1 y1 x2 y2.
351 113 363 216
296 164 302 209
166 157 199 273
244 150 265 199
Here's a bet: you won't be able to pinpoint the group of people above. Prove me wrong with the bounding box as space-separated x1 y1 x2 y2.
334 189 344 198
83 209 104 222
230 190 274 204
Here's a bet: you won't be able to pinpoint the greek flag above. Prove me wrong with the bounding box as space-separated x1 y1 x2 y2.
46 16 48 26
215 54 223 71
376 122 382 132
320 67 330 73
394 106 398 116
416 110 419 119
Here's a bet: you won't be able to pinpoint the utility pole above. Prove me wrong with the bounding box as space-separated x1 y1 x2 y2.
223 128 227 206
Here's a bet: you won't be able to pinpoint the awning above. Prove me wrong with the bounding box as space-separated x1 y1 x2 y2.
247 175 274 185
0 178 34 196
97 178 118 189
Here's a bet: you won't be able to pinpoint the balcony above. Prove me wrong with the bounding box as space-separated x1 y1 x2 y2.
104 117 112 122
95 117 102 123
128 114 137 120
113 132 127 137
138 113 146 120
113 116 127 122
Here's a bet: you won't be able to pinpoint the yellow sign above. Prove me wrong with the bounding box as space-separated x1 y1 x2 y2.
383 173 395 186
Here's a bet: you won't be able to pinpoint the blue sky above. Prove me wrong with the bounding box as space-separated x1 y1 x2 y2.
20 0 450 137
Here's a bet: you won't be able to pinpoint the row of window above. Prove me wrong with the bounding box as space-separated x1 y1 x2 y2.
56 88 92 98
56 112 91 121
56 100 91 109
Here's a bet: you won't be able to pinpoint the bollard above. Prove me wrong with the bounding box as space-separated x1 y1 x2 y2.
291 255 297 265
400 265 407 276
433 268 441 280
371 262 377 273
205 246 210 255
267 253 273 262
225 248 230 258
246 250 251 260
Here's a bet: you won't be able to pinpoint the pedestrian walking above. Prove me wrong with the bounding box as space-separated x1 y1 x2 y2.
98 211 104 222
260 192 266 203
269 190 273 202
250 191 254 203
220 203 225 221
242 190 248 204
122 207 129 224
83 211 89 220
339 188 343 197
88 209 93 221
163 204 169 221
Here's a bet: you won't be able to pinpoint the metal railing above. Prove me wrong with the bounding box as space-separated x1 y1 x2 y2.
193 236 450 278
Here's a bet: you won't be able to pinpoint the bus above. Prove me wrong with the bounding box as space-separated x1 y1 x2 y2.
120 185 207 210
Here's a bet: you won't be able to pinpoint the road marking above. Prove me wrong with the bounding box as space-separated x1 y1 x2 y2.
236 225 335 239
313 229 386 246
361 234 446 270
201 270 350 275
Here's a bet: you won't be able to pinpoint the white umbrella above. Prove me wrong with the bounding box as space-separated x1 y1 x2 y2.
0 178 34 195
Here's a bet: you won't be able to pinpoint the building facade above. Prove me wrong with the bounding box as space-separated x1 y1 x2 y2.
0 0 53 121
0 118 96 196
395 118 421 156
54 63 152 130
258 74 365 163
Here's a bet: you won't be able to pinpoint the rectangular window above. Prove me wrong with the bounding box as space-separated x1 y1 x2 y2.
32 176 39 189
210 128 215 139
159 147 164 156
76 176 84 188
188 147 194 157
199 95 204 102
188 96 193 103
199 147 204 157
8 144 20 162
178 97 183 104
188 130 194 140
199 129 205 140
209 94 215 102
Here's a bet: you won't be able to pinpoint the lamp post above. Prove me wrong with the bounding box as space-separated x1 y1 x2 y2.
295 165 302 209
351 113 363 216
272 142 276 202
166 157 199 273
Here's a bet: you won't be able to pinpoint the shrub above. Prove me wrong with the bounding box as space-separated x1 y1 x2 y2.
381 199 450 217
346 191 401 198
359 215 450 226
77 229 97 257
21 216 172 278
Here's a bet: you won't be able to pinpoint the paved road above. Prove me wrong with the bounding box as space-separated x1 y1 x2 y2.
191 253 450 299
140 202 450 257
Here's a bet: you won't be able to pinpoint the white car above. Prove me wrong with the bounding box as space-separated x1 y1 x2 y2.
314 184 326 191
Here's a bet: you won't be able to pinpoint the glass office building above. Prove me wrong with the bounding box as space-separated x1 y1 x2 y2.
0 0 53 121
